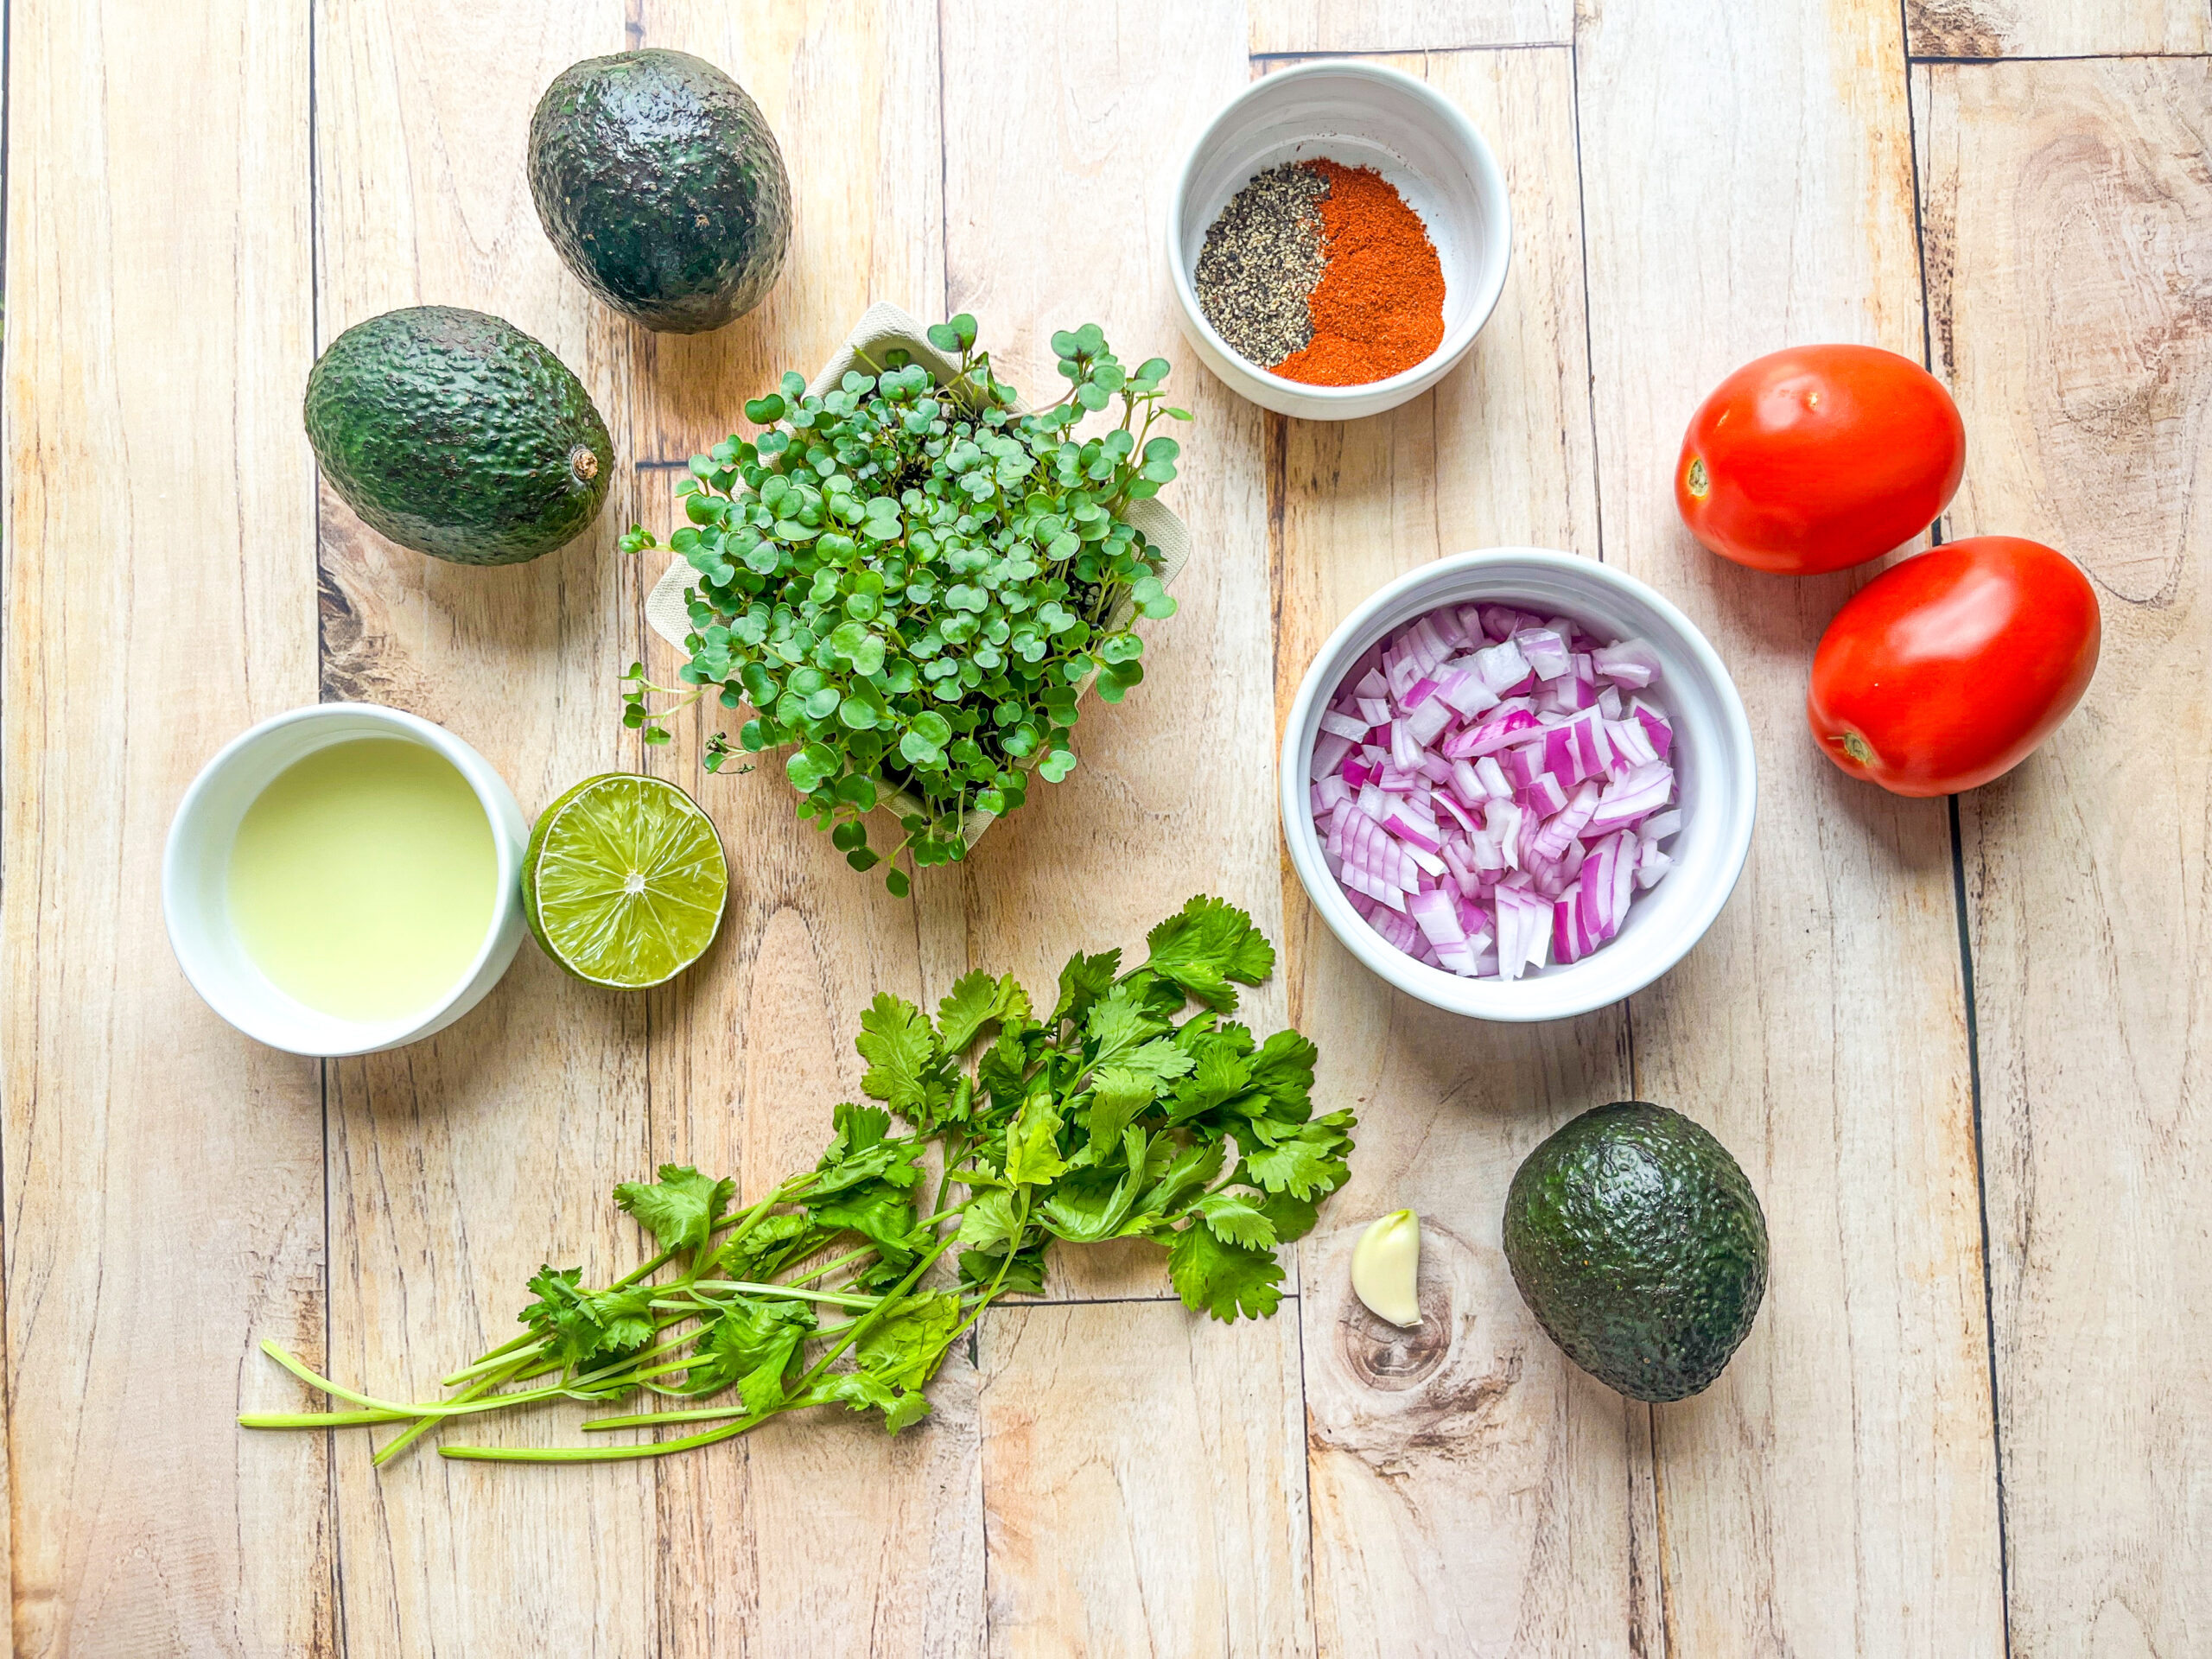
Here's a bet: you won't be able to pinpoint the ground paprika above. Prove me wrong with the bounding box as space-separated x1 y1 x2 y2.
1274 160 1446 387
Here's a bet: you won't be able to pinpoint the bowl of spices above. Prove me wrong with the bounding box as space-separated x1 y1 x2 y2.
1166 59 1511 422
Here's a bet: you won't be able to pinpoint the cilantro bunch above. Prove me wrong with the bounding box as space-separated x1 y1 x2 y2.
620 315 1188 896
243 898 1355 1465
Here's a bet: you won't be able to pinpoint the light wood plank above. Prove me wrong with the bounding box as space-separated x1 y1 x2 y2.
934 0 1284 1303
308 6 667 1655
1574 2 2005 1652
976 1300 1312 1657
938 5 1316 1648
621 9 982 1653
1921 54 2212 1658
2 3 330 1655
1907 0 2207 58
1269 47 1662 1658
1249 2 1570 53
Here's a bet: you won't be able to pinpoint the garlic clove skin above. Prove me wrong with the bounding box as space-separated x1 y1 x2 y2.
1351 1209 1422 1327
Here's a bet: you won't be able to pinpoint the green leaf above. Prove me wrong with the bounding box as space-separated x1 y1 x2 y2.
787 744 839 793
855 993 942 1116
1051 949 1122 1026
1192 1191 1279 1249
1241 1113 1355 1201
1084 983 1168 1067
1139 1138 1226 1221
518 1268 658 1369
808 1179 918 1255
855 1289 963 1390
683 1296 816 1407
956 1189 1024 1254
1142 896 1276 1011
612 1164 734 1255
1168 1223 1283 1322
1005 1091 1070 1187
937 970 1031 1054
1084 1066 1160 1160
1249 1186 1320 1244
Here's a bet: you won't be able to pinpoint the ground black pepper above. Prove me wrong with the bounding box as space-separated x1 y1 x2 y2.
1193 162 1327 367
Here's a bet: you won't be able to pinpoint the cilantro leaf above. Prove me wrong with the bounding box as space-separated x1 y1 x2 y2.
1241 1110 1355 1200
1243 1030 1318 1127
519 1268 658 1369
1084 1065 1160 1159
1143 896 1274 1010
937 971 1031 1054
959 1241 1046 1296
1051 948 1122 1026
1137 1137 1226 1221
613 1164 734 1255
856 993 942 1117
955 1189 1023 1254
1168 1223 1283 1322
1192 1191 1279 1249
1249 1186 1320 1244
683 1297 816 1407
1039 1132 1147 1243
1084 983 1167 1067
808 1179 919 1255
855 1290 962 1390
1005 1091 1071 1186
1166 1026 1255 1124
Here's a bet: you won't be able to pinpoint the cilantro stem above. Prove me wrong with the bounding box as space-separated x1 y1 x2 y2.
441 1233 962 1463
682 1280 881 1311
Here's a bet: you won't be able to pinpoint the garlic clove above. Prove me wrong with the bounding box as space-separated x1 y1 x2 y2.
1351 1209 1422 1327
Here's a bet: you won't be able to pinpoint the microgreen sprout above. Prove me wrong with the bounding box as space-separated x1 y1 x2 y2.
620 315 1190 895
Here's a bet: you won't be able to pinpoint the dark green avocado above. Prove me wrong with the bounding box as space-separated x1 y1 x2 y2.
527 48 791 334
1503 1101 1768 1402
303 306 613 567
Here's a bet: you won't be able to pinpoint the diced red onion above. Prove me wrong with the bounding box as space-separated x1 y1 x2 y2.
1312 598 1686 981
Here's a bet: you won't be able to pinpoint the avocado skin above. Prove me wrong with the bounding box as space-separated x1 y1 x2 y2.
528 48 791 334
1503 1102 1768 1402
304 306 613 567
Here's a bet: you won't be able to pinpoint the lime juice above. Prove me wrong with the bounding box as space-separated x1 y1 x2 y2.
227 737 497 1021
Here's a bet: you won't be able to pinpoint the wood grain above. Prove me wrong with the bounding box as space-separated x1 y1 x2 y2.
1268 46 1662 1659
1249 1 1571 52
2 3 330 1655
307 5 667 1656
1576 0 2005 1652
1922 54 2212 1659
619 10 982 1653
934 0 1287 1305
976 1300 1312 1657
939 3 1316 1649
1906 0 2208 58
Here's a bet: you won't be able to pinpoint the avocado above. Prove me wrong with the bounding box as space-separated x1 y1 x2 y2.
527 49 791 334
1503 1102 1767 1402
304 306 613 567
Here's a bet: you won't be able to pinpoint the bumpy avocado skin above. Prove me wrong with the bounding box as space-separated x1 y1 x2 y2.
303 306 613 566
1503 1102 1768 1402
528 48 791 334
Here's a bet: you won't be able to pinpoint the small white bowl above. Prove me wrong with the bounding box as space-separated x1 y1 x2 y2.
1166 58 1512 422
163 702 526 1056
1280 550 1757 1022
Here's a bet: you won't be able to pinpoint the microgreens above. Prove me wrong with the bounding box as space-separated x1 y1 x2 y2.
620 315 1190 896
242 898 1354 1464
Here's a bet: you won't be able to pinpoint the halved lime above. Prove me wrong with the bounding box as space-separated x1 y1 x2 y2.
523 773 728 988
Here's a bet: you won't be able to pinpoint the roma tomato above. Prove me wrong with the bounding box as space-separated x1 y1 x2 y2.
1807 536 2099 796
1677 345 1967 575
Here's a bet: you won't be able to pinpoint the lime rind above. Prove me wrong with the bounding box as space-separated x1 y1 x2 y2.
524 773 728 988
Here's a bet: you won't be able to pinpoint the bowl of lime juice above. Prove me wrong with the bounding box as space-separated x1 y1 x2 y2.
164 703 527 1056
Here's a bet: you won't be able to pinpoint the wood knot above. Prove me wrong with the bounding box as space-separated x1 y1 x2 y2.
1338 1272 1453 1392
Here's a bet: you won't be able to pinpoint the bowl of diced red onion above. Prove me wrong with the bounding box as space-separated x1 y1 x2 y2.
1281 548 1755 1022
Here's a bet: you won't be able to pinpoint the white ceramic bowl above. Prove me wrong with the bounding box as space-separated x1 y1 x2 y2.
1280 550 1757 1022
1166 59 1512 422
163 702 526 1056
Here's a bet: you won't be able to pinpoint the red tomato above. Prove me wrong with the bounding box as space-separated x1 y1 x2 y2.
1807 537 2100 796
1677 345 1967 575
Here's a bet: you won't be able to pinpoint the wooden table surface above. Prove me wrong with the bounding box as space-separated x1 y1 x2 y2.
8 1 2209 1654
